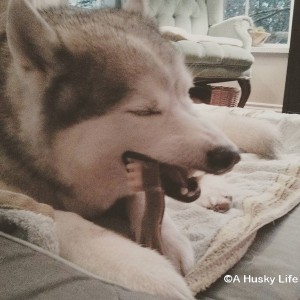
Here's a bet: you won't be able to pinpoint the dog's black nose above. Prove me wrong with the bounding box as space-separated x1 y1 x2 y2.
206 146 241 174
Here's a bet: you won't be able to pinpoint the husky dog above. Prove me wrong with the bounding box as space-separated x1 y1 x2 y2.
0 0 281 299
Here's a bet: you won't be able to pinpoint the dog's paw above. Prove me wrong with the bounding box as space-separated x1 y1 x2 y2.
161 213 195 275
136 255 195 300
118 246 195 300
199 193 232 213
197 174 233 213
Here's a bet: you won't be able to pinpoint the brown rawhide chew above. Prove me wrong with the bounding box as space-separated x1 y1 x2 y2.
125 155 165 254
139 184 165 253
123 151 200 253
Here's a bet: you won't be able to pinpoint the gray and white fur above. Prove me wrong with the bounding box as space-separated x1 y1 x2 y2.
0 0 281 299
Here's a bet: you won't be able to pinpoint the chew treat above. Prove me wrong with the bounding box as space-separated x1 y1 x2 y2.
124 154 165 254
123 151 200 203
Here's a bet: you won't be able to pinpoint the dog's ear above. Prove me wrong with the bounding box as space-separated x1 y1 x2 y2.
123 0 149 15
6 0 61 72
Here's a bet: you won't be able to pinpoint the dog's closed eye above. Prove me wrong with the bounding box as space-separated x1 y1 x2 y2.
127 108 162 116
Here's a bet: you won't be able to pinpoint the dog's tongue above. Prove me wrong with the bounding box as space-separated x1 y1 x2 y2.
122 151 200 203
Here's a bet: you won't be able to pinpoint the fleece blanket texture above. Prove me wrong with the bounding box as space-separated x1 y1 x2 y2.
170 106 300 293
0 106 299 295
0 188 59 254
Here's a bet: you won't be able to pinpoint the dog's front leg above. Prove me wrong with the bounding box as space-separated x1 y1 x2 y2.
54 210 194 300
127 194 194 275
160 209 195 275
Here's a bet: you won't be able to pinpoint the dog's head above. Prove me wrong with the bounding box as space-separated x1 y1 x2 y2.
6 0 240 216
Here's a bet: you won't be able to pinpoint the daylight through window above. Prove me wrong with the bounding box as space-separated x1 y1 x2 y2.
224 0 292 44
70 0 293 45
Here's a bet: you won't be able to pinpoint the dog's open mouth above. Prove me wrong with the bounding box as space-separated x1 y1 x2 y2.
122 151 201 203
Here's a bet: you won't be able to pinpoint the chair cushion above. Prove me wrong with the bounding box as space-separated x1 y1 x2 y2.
172 40 254 78
160 26 243 47
148 0 209 35
206 0 224 26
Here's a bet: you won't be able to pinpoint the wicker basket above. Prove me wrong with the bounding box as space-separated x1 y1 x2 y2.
210 86 240 107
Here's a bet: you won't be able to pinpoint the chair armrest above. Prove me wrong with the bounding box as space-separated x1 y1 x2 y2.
208 16 253 50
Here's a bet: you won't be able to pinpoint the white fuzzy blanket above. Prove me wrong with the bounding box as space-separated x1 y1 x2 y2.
168 106 300 294
1 106 299 295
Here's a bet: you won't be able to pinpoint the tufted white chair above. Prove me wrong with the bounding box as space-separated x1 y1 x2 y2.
145 0 254 107
74 0 254 107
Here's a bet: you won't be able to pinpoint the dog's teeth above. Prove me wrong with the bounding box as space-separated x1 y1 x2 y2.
193 176 202 182
187 191 196 197
181 187 188 195
190 171 204 178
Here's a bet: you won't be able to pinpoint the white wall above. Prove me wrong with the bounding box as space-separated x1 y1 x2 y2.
246 50 289 111
213 49 289 111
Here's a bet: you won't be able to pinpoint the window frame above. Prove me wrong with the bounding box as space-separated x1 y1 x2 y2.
225 0 294 50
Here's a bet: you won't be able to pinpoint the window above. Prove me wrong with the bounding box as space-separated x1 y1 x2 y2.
71 0 293 45
224 0 293 44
